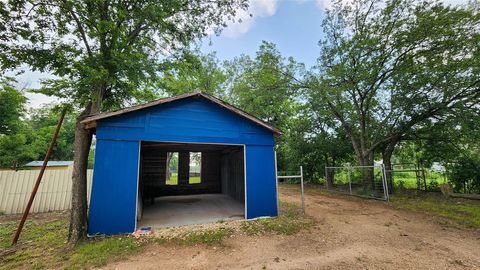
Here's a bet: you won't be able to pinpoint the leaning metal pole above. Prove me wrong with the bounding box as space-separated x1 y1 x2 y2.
12 108 67 245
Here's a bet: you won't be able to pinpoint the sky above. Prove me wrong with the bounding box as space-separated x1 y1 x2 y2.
12 0 468 108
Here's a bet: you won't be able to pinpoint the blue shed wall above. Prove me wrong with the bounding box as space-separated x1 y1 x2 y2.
245 145 278 218
96 98 274 145
88 97 278 235
88 139 139 235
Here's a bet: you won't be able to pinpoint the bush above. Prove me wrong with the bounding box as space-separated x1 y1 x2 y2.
448 156 480 194
427 180 440 192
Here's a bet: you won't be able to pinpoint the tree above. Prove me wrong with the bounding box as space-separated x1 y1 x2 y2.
157 49 228 98
309 0 480 188
0 78 26 135
225 41 305 169
1 0 249 245
28 105 76 161
395 107 480 193
283 104 353 183
0 133 36 168
0 79 33 168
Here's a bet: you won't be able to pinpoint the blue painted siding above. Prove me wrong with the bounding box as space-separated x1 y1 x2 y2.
245 145 278 218
88 96 278 235
96 99 274 146
88 139 139 235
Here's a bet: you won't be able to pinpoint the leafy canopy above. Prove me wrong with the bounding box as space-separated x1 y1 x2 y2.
0 0 248 110
308 0 480 164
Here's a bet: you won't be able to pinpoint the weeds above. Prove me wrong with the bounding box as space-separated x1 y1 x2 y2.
391 192 480 228
66 237 143 269
0 215 145 270
153 227 234 246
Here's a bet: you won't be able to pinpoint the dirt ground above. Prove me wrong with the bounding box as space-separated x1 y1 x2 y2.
104 187 480 270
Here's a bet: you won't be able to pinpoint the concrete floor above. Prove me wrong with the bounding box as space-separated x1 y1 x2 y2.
138 194 245 229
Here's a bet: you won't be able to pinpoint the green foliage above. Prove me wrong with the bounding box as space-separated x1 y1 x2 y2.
0 104 76 168
1 0 249 111
157 49 228 98
226 41 303 131
225 41 309 173
448 155 480 194
308 0 480 168
28 105 76 161
0 78 26 135
0 133 36 168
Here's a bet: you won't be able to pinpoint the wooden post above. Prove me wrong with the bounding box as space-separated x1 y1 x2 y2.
178 152 190 185
12 108 67 245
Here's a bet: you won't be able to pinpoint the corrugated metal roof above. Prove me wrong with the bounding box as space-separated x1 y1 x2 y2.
24 161 74 167
81 92 282 136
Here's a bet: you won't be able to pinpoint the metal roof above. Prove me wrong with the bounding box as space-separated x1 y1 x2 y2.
24 161 74 167
81 92 282 136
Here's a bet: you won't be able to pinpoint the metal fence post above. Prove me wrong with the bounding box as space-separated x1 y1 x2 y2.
347 163 352 195
381 164 390 201
300 166 305 213
274 150 279 215
324 165 328 189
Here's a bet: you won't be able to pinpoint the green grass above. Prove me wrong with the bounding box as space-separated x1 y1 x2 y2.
393 171 447 191
241 201 314 236
165 173 201 185
391 192 480 228
66 237 143 269
153 227 234 246
0 215 144 270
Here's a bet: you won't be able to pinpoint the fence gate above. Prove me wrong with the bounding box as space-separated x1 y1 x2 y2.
276 163 305 213
325 164 389 201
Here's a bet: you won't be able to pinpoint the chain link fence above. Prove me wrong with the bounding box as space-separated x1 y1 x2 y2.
325 164 389 201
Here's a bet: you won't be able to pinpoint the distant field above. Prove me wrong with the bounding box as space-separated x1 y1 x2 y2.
393 171 447 190
328 169 447 191
165 173 201 185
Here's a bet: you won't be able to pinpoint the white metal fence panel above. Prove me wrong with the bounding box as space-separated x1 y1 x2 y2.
0 169 93 214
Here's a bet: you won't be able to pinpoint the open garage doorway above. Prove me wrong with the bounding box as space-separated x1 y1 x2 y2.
137 141 245 228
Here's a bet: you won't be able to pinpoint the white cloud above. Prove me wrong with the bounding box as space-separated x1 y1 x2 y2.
221 0 278 38
315 0 332 10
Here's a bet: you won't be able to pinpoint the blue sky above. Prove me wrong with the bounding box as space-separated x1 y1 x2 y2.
202 0 327 67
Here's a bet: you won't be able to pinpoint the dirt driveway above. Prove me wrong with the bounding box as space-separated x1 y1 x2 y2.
105 187 480 270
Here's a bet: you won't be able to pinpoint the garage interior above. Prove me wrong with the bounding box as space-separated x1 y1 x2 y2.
137 141 245 228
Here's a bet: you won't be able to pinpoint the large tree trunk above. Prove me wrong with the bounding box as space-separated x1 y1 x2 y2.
324 155 334 188
382 142 396 194
68 106 93 245
357 151 374 188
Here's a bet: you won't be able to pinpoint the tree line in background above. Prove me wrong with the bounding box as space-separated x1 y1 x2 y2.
0 0 479 244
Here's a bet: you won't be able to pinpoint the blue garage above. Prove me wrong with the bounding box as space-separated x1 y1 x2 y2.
82 92 281 235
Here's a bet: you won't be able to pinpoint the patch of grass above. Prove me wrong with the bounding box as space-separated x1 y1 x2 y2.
241 201 314 236
66 237 143 269
0 214 145 270
165 173 201 185
391 192 480 228
153 227 233 246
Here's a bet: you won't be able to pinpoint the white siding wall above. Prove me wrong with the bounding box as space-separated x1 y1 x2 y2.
0 169 93 214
